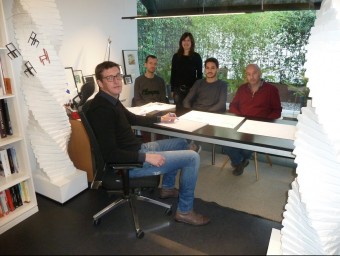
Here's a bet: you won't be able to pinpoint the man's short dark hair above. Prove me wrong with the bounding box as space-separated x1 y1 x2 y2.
204 57 219 69
95 61 120 81
145 54 157 63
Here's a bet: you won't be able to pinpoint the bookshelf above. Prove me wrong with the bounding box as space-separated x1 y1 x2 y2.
0 1 38 234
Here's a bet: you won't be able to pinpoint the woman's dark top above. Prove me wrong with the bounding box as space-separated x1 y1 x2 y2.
170 52 203 95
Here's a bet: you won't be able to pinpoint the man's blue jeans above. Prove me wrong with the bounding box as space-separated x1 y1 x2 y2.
221 146 252 166
129 138 199 213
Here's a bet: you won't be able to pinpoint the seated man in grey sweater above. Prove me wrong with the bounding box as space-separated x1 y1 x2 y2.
132 54 168 107
183 57 228 113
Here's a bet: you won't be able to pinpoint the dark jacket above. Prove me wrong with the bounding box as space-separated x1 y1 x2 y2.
86 91 159 163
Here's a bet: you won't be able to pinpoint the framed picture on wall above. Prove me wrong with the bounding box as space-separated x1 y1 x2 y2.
123 75 132 84
73 69 84 90
122 50 140 82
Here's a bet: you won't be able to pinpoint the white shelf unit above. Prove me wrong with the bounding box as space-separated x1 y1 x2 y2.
0 1 38 234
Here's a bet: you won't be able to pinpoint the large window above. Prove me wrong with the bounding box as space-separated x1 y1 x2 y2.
140 11 314 82
137 7 316 115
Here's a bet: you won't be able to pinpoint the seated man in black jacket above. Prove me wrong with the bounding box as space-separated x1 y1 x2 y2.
86 61 210 226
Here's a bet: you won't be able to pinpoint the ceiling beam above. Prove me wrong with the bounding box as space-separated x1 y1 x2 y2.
122 1 322 19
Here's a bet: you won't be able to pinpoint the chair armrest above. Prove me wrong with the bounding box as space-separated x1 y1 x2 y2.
108 163 143 170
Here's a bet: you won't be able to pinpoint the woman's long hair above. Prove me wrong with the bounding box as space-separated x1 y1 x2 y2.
177 32 195 56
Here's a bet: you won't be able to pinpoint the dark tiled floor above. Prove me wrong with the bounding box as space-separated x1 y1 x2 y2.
0 188 282 255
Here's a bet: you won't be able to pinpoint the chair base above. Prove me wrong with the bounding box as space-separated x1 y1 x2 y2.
93 193 172 239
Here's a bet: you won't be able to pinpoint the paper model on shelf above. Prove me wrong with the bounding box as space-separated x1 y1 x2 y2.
9 0 87 205
39 48 50 65
27 31 39 47
24 61 37 77
5 43 21 59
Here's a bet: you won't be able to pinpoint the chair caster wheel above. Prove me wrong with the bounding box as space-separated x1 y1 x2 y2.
93 218 101 226
165 207 172 216
136 230 144 239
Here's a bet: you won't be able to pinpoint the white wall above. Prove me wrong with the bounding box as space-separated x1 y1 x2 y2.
2 0 138 173
56 0 138 76
56 0 138 105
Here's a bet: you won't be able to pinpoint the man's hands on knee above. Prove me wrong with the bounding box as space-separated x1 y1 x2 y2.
146 153 166 167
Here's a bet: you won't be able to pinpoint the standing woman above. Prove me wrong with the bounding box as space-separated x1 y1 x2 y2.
170 32 203 112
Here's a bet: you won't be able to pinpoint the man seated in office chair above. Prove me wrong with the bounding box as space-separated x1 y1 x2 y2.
183 57 228 113
132 54 168 107
222 64 282 176
86 61 210 226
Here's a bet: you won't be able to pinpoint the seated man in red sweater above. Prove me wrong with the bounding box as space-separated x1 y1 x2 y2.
222 64 282 176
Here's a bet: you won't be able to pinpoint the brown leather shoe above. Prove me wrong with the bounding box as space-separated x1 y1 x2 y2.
159 188 179 199
174 211 210 226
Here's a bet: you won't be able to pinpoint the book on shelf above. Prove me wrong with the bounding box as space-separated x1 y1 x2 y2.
20 180 30 203
9 186 19 208
0 99 7 138
6 147 15 174
9 185 23 208
0 56 6 96
0 190 9 215
0 200 3 217
1 99 13 135
13 184 23 207
5 188 15 212
0 148 11 177
17 182 25 204
8 146 19 173
4 78 12 95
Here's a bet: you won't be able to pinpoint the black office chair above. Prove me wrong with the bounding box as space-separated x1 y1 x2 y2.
73 82 172 239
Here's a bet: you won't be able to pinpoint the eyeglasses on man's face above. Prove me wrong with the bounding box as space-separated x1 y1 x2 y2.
102 73 123 82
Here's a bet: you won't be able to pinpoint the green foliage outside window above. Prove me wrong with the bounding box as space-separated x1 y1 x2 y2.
137 1 315 99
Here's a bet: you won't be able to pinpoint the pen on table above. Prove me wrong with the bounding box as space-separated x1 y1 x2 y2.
168 112 179 120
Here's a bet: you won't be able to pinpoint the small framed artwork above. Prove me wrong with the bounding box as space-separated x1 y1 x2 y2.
124 75 132 84
122 50 140 81
73 69 84 90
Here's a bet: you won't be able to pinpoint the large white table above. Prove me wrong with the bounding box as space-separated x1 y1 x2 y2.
133 111 296 159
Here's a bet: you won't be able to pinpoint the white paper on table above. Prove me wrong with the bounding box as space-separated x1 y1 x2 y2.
126 102 175 116
144 102 175 111
155 118 207 132
126 106 146 115
237 120 296 140
179 110 245 129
